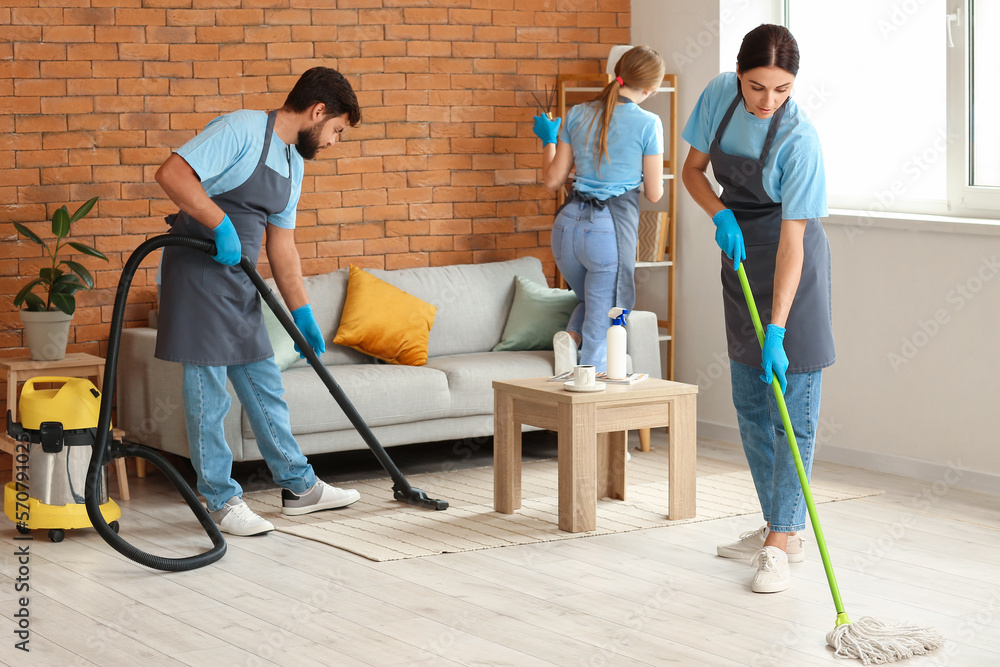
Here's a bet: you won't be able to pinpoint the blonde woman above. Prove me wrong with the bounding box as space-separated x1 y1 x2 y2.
534 46 666 374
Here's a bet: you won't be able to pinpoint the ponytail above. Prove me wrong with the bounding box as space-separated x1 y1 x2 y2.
584 45 665 172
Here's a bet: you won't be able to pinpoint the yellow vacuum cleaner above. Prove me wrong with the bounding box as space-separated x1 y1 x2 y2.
5 376 120 542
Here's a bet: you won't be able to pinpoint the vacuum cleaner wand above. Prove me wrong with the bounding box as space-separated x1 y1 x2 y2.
243 256 448 511
88 233 448 572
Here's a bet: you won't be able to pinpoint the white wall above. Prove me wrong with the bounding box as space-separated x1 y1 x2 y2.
632 0 1000 493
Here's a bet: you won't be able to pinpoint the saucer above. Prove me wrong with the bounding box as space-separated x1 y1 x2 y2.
564 380 606 393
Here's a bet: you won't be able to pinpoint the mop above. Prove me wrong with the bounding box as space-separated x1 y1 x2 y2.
736 262 944 664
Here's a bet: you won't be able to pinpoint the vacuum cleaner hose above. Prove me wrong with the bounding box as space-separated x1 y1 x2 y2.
87 232 447 571
86 234 227 571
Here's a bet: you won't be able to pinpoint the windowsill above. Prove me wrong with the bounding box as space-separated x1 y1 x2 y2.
825 208 1000 237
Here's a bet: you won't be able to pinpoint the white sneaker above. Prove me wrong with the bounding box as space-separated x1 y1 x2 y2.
751 546 790 593
210 497 274 536
553 331 579 376
716 525 805 563
281 480 361 516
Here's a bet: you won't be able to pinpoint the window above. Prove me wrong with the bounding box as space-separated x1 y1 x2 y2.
949 0 1000 212
786 0 998 219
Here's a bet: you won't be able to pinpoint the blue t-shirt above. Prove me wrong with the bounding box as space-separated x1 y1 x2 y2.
175 109 304 229
682 72 827 220
558 99 663 200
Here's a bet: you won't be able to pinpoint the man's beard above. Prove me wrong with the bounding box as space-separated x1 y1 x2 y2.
295 122 324 160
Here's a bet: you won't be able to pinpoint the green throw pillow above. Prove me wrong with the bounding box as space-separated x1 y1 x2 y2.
493 275 578 351
261 300 301 371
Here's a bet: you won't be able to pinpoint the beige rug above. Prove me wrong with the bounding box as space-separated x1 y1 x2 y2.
244 446 882 562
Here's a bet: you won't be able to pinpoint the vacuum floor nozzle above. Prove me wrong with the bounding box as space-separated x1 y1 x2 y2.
394 485 449 510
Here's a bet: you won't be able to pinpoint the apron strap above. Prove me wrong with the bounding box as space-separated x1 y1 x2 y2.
260 110 277 169
714 89 788 166
714 93 743 146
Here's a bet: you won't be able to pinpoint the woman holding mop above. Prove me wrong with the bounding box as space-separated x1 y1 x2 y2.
532 45 666 374
681 24 835 594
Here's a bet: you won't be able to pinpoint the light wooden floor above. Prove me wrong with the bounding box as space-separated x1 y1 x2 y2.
1 433 998 667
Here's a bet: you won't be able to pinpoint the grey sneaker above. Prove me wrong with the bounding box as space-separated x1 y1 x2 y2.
282 480 360 516
717 525 805 563
210 497 274 536
553 331 579 376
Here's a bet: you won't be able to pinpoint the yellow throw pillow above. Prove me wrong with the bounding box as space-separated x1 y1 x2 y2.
333 265 437 366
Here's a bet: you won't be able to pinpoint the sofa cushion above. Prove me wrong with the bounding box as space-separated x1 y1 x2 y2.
264 272 372 368
364 256 548 358
333 265 437 366
423 350 554 416
261 300 300 371
493 275 578 351
246 363 452 438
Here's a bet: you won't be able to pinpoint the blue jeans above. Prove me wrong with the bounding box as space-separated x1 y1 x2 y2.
182 359 317 511
730 360 823 533
551 200 618 371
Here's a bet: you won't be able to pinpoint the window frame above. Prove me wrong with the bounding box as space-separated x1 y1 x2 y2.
784 0 1000 221
947 0 1000 216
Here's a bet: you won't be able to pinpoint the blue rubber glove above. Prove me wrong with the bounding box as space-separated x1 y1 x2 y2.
712 208 746 271
760 323 788 393
532 115 562 145
291 303 326 359
211 214 242 266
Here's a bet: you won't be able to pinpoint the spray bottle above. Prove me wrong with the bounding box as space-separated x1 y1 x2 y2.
606 307 629 380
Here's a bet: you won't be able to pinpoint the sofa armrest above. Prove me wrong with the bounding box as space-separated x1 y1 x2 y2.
626 310 663 379
116 327 245 461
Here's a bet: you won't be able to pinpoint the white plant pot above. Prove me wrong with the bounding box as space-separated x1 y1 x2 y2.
20 309 73 361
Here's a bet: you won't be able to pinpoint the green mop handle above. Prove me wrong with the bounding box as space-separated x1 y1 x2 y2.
736 263 850 624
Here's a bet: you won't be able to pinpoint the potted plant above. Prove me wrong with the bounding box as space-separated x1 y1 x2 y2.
14 197 108 360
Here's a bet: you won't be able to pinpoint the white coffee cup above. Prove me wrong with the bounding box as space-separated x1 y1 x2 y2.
573 364 596 387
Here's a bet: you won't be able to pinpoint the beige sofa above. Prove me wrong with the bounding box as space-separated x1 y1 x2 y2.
116 256 662 462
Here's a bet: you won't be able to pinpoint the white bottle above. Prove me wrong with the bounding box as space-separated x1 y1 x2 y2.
606 307 629 380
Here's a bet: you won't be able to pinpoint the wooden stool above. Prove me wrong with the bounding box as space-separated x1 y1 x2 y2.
0 354 130 501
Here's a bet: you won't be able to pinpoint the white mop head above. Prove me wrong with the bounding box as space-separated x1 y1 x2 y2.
827 616 944 664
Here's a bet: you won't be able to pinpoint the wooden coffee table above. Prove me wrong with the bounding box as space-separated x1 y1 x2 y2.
493 377 698 533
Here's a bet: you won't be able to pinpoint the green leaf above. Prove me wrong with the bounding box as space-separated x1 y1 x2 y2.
52 206 70 238
52 274 85 294
13 222 45 246
67 242 109 262
68 196 99 224
62 260 95 289
40 267 64 285
50 293 75 315
20 293 47 311
13 279 44 307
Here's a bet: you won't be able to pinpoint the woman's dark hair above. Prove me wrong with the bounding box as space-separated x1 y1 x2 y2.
736 24 800 76
283 67 362 126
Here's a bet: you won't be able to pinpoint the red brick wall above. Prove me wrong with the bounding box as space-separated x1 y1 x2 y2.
1 0 629 379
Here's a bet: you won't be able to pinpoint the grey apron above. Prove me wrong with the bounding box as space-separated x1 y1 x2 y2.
710 91 835 372
156 110 292 366
562 187 641 311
